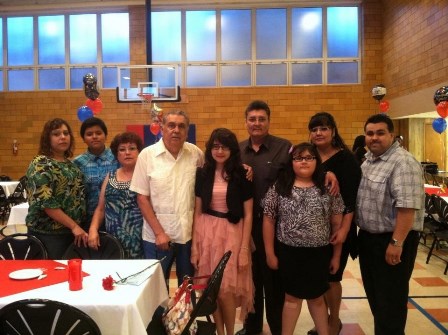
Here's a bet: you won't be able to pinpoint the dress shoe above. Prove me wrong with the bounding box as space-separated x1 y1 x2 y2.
235 327 262 335
307 329 318 335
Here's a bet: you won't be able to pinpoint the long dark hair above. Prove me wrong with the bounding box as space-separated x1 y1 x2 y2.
275 142 325 197
202 128 242 182
308 112 349 151
39 118 75 158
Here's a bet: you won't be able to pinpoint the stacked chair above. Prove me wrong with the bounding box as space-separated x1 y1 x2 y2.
425 194 448 275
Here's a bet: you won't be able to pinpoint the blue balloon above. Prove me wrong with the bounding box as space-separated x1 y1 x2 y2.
77 106 94 122
432 118 447 134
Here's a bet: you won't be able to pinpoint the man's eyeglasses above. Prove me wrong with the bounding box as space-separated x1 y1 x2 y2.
293 156 316 162
310 126 330 133
247 117 268 123
211 144 230 151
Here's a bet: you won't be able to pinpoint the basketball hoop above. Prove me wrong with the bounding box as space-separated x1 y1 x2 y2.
137 93 154 110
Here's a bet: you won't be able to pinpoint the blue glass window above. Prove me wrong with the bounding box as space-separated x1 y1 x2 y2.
38 16 65 65
327 62 358 84
292 8 322 59
292 63 323 84
7 17 34 66
187 66 216 87
70 14 97 64
256 64 287 85
221 10 251 61
70 67 97 89
152 12 181 62
102 67 118 89
8 70 34 91
102 13 129 63
39 69 65 89
186 11 216 61
256 9 286 60
327 7 359 58
221 65 251 86
0 19 3 66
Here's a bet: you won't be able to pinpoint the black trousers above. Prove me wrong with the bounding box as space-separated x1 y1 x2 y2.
358 229 419 335
244 218 284 335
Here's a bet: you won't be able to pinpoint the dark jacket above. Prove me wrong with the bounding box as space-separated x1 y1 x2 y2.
195 166 253 224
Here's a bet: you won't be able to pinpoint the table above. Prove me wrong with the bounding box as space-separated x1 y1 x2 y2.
7 202 29 225
0 259 168 335
0 181 19 197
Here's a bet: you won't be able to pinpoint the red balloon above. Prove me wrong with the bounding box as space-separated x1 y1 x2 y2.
150 122 160 135
436 101 448 118
379 100 390 113
86 98 104 115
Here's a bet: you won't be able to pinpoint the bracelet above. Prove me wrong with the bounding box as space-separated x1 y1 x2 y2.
240 246 249 250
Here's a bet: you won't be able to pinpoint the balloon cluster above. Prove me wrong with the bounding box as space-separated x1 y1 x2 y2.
77 73 104 122
372 84 390 113
150 103 164 135
432 86 448 134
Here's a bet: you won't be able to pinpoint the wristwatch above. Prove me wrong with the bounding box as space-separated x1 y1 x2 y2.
390 238 403 247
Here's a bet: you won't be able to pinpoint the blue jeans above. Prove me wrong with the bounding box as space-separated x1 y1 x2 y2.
143 240 193 287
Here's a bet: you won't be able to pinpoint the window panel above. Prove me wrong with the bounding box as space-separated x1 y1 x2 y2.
102 67 118 89
186 11 216 61
221 10 251 61
8 69 34 91
256 64 286 85
327 7 359 58
7 17 34 66
221 64 251 86
187 65 216 87
292 8 322 59
152 12 181 62
327 62 358 84
102 13 129 63
70 67 97 89
256 9 286 60
38 16 65 65
292 63 322 84
39 68 65 89
70 14 97 64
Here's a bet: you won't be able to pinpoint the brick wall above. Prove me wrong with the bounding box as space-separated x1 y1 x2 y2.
0 0 389 179
382 0 448 98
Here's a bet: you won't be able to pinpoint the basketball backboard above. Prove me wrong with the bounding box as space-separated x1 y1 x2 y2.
116 65 180 103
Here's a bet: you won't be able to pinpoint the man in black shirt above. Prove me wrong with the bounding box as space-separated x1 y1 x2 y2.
238 100 291 335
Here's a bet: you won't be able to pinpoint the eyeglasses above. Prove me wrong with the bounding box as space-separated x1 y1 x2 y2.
247 117 268 123
310 126 331 133
211 144 230 151
293 156 316 162
165 122 187 130
118 146 138 153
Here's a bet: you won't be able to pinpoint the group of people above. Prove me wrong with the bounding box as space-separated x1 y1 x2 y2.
24 100 424 335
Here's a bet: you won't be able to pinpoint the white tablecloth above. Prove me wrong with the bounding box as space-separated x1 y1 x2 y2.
0 181 19 197
0 259 168 335
7 202 29 225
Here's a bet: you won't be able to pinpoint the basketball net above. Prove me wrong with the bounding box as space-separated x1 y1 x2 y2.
137 93 154 110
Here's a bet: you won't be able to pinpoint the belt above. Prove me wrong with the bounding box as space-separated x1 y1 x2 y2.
205 209 229 219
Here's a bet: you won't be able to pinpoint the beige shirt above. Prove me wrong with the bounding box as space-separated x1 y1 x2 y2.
130 140 204 244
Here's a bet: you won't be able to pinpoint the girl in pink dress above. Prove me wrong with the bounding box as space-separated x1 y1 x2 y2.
192 128 254 335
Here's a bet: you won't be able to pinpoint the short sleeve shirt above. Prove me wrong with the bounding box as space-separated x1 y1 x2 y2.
356 141 424 233
130 140 204 244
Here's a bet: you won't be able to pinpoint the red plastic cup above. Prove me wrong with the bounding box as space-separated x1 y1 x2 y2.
68 258 83 291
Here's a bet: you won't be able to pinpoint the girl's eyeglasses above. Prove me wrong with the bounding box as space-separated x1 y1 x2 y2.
293 156 316 162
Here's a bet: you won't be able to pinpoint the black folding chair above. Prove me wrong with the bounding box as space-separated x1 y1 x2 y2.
0 185 10 224
420 193 441 246
0 299 101 335
426 195 448 274
8 175 27 206
63 231 125 260
0 232 48 260
147 250 232 335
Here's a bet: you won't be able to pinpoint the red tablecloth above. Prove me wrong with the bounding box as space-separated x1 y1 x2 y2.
0 260 89 298
424 187 448 196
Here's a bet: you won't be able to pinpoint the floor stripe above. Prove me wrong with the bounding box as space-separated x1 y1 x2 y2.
408 297 448 334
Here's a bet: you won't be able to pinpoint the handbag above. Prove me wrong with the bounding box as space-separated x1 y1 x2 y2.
162 275 209 335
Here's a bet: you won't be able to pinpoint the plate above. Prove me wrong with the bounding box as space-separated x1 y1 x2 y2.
9 269 43 280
